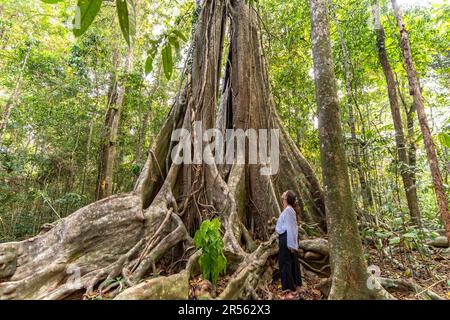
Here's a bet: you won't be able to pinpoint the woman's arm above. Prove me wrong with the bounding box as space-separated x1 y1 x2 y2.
285 208 299 250
275 210 286 234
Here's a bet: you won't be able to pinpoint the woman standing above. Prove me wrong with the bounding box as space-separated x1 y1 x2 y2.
276 190 302 299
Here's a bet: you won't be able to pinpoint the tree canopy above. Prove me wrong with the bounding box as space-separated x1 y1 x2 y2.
0 0 448 300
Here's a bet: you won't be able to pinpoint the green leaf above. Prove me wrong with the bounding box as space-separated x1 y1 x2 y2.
161 44 173 80
73 0 103 37
173 30 187 42
41 0 64 3
393 217 403 226
144 42 159 75
438 132 450 148
389 237 401 245
116 0 136 47
403 232 417 239
144 55 154 75
375 231 390 239
429 231 440 239
168 35 180 51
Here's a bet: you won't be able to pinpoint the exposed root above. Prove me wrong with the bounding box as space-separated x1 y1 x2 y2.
114 251 201 300
378 277 445 300
218 234 278 299
0 193 145 299
428 236 449 248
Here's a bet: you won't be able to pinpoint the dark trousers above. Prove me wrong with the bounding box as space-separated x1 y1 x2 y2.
278 232 302 291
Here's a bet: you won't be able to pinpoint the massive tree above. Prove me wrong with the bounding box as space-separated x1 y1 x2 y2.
0 0 326 299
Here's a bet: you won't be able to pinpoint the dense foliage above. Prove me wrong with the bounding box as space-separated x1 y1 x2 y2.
0 0 448 251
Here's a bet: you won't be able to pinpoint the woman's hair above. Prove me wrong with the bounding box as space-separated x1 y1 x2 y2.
285 190 298 207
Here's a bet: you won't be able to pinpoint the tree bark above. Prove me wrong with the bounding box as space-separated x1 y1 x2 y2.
396 74 419 204
391 0 449 242
310 0 392 299
372 1 421 224
96 47 133 200
329 0 373 212
81 116 95 197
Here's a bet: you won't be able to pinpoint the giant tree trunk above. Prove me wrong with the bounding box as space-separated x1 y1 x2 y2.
0 0 326 300
391 0 449 243
309 0 392 300
372 1 421 224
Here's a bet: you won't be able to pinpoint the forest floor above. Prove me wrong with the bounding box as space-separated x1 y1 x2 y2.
365 245 449 300
188 242 449 300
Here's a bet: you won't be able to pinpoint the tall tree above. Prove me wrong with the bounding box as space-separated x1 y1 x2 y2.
391 0 449 242
309 0 391 299
96 47 133 200
372 0 421 224
329 0 373 213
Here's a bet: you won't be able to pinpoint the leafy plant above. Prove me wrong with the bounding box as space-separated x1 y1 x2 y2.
144 29 187 79
193 218 227 286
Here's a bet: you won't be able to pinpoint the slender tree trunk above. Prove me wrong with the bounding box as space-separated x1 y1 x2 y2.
310 0 391 299
396 74 418 193
373 1 421 224
443 148 449 186
135 111 148 167
96 47 133 200
0 42 31 143
136 81 158 167
96 51 118 200
391 0 449 242
81 115 95 197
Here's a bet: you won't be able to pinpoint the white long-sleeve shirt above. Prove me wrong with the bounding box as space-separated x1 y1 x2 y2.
275 206 298 250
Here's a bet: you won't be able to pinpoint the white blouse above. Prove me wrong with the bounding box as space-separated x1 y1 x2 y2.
275 206 299 250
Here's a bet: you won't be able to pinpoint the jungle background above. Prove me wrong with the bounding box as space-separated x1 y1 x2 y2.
0 0 449 299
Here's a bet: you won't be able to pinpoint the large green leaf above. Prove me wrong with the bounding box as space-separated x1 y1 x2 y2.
116 0 136 47
173 30 187 42
389 237 401 245
73 0 103 37
161 44 173 80
144 54 154 75
144 43 159 75
168 35 180 51
438 132 450 148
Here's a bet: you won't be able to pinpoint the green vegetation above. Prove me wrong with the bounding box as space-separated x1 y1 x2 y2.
194 219 227 286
